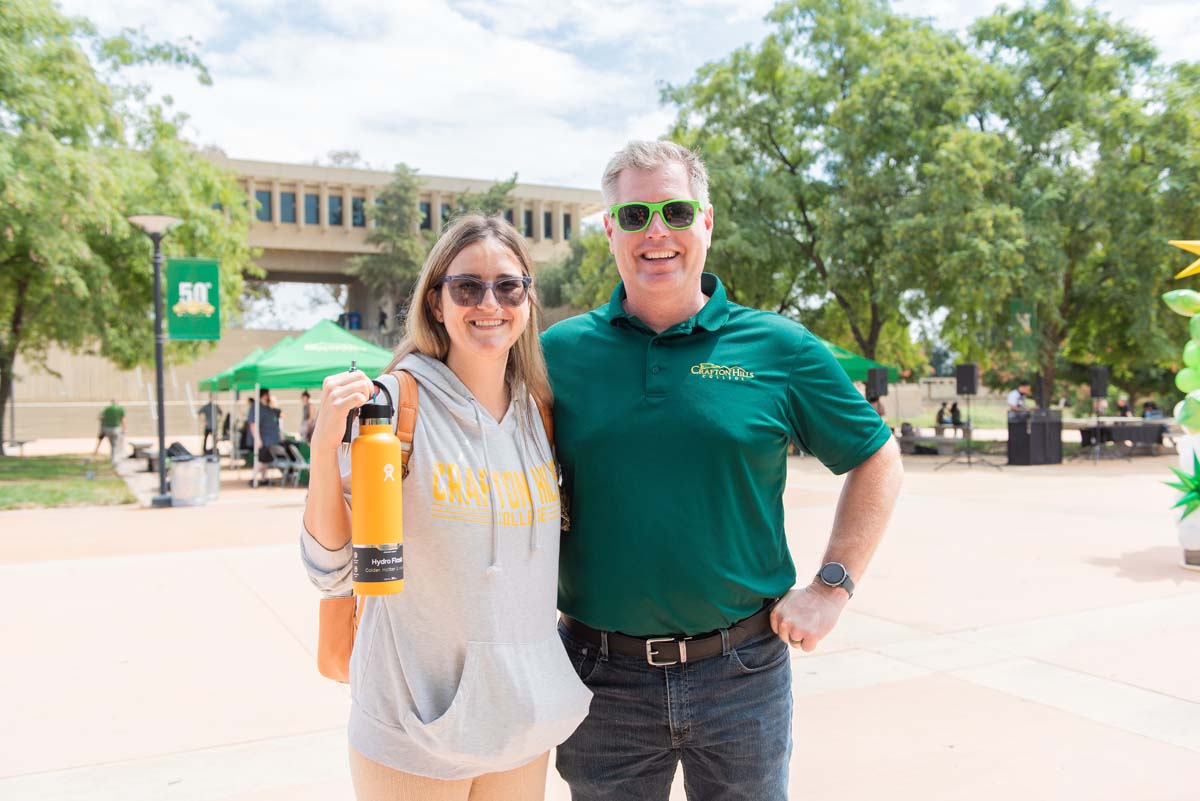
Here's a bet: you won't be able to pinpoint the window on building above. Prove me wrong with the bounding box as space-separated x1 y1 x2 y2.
280 192 297 223
503 209 514 224
352 196 366 227
304 193 320 224
441 203 452 226
523 209 533 238
328 195 344 226
564 213 572 240
254 189 272 222
420 201 432 230
543 211 552 239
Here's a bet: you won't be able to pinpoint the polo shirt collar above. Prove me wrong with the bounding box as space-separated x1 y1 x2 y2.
605 273 730 333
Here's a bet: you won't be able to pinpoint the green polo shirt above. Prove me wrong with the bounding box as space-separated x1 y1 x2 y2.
100 404 125 428
542 273 891 636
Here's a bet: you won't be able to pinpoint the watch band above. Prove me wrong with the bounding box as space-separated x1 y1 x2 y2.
817 562 855 598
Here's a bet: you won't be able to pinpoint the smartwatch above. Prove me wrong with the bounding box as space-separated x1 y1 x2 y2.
816 562 855 598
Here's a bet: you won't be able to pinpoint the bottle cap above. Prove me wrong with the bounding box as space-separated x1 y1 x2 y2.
359 402 392 424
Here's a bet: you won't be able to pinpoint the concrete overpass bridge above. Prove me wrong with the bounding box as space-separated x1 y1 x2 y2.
212 155 605 323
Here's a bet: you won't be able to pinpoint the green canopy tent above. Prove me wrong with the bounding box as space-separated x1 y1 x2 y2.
232 320 394 389
198 347 265 393
815 336 899 383
229 321 394 482
197 341 293 467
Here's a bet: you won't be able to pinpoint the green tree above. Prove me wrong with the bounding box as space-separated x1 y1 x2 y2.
664 0 984 369
0 0 256 455
922 0 1200 399
347 163 429 316
558 227 620 311
453 174 518 217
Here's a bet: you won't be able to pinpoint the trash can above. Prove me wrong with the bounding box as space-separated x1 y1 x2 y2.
170 456 208 506
204 454 221 501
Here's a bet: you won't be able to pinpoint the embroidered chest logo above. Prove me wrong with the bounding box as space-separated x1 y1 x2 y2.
689 362 756 382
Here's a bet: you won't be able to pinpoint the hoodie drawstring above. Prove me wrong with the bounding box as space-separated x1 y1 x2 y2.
475 403 503 576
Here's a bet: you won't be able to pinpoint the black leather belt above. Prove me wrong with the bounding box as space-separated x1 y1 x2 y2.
561 601 777 667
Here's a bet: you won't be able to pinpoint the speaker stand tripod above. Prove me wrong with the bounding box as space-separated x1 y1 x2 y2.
936 396 1002 470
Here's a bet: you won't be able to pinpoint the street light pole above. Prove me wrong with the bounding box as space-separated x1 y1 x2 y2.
150 232 169 506
129 215 182 508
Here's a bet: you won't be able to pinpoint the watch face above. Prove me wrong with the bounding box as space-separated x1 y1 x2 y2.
819 563 847 585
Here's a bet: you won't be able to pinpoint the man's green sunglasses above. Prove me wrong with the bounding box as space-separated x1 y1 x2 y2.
609 199 702 233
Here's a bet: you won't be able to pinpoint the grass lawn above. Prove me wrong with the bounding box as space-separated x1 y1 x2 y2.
0 455 136 510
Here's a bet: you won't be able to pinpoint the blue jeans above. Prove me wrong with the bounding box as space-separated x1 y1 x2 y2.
556 620 792 801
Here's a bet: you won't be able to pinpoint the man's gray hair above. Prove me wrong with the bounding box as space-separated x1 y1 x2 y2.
601 140 710 208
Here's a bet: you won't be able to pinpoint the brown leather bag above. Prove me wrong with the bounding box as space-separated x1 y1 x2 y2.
315 371 555 683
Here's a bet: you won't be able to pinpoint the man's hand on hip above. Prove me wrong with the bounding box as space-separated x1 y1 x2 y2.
770 583 848 652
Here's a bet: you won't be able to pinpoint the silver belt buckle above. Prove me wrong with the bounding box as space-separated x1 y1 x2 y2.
645 637 686 667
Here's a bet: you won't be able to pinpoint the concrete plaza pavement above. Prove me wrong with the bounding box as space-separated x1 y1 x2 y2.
1 446 1198 800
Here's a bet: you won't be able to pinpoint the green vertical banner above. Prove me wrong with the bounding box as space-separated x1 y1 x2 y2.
167 258 221 341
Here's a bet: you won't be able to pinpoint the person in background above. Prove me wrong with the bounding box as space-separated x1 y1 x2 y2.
92 399 126 464
950 401 963 435
299 390 314 443
1006 381 1031 415
935 402 950 434
198 400 223 455
248 388 282 487
1115 396 1132 417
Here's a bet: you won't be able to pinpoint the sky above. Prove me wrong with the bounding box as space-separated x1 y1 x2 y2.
58 0 1199 328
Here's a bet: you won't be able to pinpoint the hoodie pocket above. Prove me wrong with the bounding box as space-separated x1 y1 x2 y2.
403 633 592 769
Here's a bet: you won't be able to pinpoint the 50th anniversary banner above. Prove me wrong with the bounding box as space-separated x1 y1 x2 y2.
167 258 221 341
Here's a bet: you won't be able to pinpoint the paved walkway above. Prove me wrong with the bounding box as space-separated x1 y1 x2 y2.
1 448 1198 800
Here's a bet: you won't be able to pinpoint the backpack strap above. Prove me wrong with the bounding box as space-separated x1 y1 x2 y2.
534 397 554 451
390 370 419 478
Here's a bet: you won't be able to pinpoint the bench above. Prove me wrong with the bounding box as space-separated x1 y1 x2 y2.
4 439 33 456
933 423 972 438
898 431 959 456
128 441 153 459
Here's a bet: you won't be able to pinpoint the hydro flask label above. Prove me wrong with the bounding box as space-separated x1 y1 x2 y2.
353 544 404 583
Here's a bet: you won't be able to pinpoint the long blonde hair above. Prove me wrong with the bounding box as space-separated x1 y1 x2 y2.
387 213 553 414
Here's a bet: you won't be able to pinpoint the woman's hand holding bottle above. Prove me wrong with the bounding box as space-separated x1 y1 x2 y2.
310 368 377 454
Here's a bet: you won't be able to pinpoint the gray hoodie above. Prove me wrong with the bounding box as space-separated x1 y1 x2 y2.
301 353 591 779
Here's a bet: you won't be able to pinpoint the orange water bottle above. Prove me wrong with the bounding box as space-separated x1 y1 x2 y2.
351 381 404 595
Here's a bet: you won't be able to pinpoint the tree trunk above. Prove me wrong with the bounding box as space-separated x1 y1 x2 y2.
1039 326 1062 405
0 273 32 458
0 354 11 457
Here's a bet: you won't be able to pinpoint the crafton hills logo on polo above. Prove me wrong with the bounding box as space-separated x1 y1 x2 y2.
689 362 756 381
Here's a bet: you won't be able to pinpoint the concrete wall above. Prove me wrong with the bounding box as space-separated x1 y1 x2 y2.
8 329 315 441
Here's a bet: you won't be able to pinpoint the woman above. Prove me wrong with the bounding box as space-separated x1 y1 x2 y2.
301 214 591 800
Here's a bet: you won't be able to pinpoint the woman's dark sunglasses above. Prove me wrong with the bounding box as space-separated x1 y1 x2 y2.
441 274 532 308
609 199 702 233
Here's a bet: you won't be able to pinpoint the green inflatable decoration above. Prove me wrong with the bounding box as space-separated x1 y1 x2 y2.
1164 289 1200 317
1186 340 1200 368
1165 452 1200 520
1191 315 1200 341
1176 393 1200 433
1176 367 1200 393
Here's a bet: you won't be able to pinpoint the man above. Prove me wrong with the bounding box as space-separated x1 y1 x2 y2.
93 399 126 464
1007 381 1031 420
247 388 282 487
197 400 223 455
541 140 903 801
